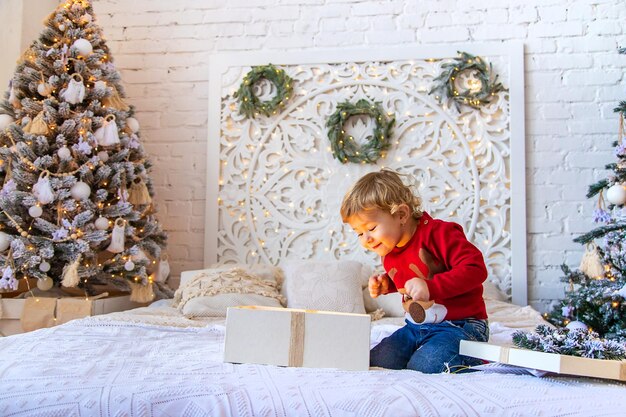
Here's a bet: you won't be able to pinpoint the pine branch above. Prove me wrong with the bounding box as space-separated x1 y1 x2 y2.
573 222 626 244
513 324 626 360
586 179 609 198
614 100 626 115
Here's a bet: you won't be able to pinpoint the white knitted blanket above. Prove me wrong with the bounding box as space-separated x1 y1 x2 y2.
1 304 625 416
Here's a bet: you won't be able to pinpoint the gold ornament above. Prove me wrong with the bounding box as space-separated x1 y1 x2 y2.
102 86 130 111
23 111 50 135
128 177 152 206
579 243 604 278
129 281 155 302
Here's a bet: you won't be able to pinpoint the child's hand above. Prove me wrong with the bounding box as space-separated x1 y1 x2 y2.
404 277 429 302
368 273 390 298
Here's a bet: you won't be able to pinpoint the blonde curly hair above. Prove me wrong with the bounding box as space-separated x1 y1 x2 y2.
340 169 423 222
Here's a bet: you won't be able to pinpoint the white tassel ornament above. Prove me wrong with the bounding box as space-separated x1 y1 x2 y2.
61 255 81 287
155 253 170 283
579 242 605 278
94 114 120 146
61 73 86 104
33 171 54 205
106 218 125 253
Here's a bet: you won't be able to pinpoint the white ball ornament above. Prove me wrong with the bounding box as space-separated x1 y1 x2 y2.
124 260 135 271
97 150 109 162
126 117 140 133
28 205 43 218
39 261 51 272
95 217 109 230
37 276 54 291
0 231 10 252
70 181 91 200
566 320 588 332
59 24 66 31
606 184 626 205
0 114 14 131
57 146 72 160
72 38 93 56
37 82 53 97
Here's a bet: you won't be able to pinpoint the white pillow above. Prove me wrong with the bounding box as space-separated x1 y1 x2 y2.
180 263 283 287
182 293 282 318
281 260 368 314
173 267 285 318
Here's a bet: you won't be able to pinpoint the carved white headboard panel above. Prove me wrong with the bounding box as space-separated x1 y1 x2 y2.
206 44 526 304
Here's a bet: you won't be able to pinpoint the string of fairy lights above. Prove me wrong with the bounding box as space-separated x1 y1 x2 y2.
216 55 508 267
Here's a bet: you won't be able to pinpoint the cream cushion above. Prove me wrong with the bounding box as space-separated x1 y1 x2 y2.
280 260 369 314
173 266 285 318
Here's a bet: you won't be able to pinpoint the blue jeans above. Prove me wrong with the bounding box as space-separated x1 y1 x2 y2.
370 319 489 373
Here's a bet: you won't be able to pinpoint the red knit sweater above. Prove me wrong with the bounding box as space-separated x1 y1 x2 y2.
382 212 488 321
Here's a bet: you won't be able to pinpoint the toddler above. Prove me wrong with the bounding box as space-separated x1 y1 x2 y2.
340 169 489 373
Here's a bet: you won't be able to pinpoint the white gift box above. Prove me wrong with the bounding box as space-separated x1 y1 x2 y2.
460 340 626 381
224 306 371 371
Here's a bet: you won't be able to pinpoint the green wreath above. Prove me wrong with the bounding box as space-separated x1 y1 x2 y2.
429 51 506 110
326 99 395 164
234 64 293 118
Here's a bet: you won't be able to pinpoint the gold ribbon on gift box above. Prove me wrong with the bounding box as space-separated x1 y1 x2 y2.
289 311 305 367
499 346 510 363
239 306 310 367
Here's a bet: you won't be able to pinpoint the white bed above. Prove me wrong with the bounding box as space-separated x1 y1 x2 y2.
1 294 625 416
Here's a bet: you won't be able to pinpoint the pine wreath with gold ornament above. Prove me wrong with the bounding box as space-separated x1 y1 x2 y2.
326 99 395 164
234 64 293 118
429 51 506 110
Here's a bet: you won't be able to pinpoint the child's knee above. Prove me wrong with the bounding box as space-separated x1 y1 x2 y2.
406 355 451 373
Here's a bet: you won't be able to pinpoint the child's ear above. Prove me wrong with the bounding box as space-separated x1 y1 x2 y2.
394 203 411 223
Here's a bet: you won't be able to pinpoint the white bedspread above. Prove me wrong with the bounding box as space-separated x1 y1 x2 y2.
1 308 625 417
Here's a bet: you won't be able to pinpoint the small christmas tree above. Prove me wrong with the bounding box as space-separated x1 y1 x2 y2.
0 0 171 301
547 48 626 341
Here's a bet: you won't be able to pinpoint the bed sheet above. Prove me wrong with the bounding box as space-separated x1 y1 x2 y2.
1 304 625 417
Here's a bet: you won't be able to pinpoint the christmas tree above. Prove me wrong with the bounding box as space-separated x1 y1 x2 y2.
547 48 626 341
0 0 171 301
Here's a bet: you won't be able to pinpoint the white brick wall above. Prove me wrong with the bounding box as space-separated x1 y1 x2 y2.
92 0 625 311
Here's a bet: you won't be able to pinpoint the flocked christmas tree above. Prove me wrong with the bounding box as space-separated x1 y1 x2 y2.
0 0 172 301
546 48 626 341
